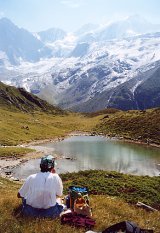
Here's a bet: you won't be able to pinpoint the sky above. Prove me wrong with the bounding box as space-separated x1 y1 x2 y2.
0 0 160 32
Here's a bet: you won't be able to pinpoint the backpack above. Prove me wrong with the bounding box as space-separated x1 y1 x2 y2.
68 186 89 210
102 221 154 233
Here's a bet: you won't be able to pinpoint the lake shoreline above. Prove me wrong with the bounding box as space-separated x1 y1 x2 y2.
20 131 160 149
119 137 160 149
0 131 159 180
0 132 89 179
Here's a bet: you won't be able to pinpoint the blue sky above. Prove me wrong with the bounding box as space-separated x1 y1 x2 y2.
0 0 160 32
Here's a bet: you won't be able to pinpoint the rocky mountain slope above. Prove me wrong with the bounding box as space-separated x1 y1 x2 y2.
0 81 64 114
71 62 160 112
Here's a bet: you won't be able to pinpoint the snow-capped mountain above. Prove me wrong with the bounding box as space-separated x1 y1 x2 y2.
37 28 67 43
0 17 52 65
96 15 160 41
77 15 160 43
33 15 160 58
74 23 99 36
0 16 160 112
70 61 160 112
49 32 160 111
69 42 90 57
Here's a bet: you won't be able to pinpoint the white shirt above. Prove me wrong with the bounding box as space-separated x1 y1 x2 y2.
19 172 63 209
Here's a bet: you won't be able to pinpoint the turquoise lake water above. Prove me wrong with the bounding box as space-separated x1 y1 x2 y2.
13 136 160 179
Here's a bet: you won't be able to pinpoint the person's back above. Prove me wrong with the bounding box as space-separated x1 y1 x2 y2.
17 155 64 218
20 172 63 209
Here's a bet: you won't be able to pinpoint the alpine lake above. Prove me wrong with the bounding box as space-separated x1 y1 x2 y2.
12 136 160 179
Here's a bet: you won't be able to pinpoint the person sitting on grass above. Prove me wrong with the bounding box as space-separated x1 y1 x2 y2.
17 155 64 218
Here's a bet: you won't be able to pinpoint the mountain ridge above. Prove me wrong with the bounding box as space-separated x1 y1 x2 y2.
0 17 52 65
0 81 64 114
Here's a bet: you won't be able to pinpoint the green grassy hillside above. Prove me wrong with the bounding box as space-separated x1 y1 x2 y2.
94 108 160 144
0 108 102 145
1 106 160 146
0 82 102 145
0 81 64 114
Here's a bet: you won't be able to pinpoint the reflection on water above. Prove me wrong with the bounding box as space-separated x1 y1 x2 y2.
13 136 160 179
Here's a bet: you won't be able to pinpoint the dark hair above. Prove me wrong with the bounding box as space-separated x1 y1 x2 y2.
40 164 54 173
40 155 55 172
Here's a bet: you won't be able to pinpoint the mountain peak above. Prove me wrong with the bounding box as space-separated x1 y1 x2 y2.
0 17 16 27
38 27 67 43
0 17 52 65
75 23 99 36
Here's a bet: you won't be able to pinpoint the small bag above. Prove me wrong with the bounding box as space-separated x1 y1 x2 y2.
61 212 95 229
102 221 154 233
74 200 92 217
74 197 92 217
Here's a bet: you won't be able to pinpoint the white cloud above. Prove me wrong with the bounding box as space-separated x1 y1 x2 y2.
61 0 85 8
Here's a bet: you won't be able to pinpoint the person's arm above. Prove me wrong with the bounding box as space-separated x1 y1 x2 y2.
55 175 63 197
17 176 31 199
